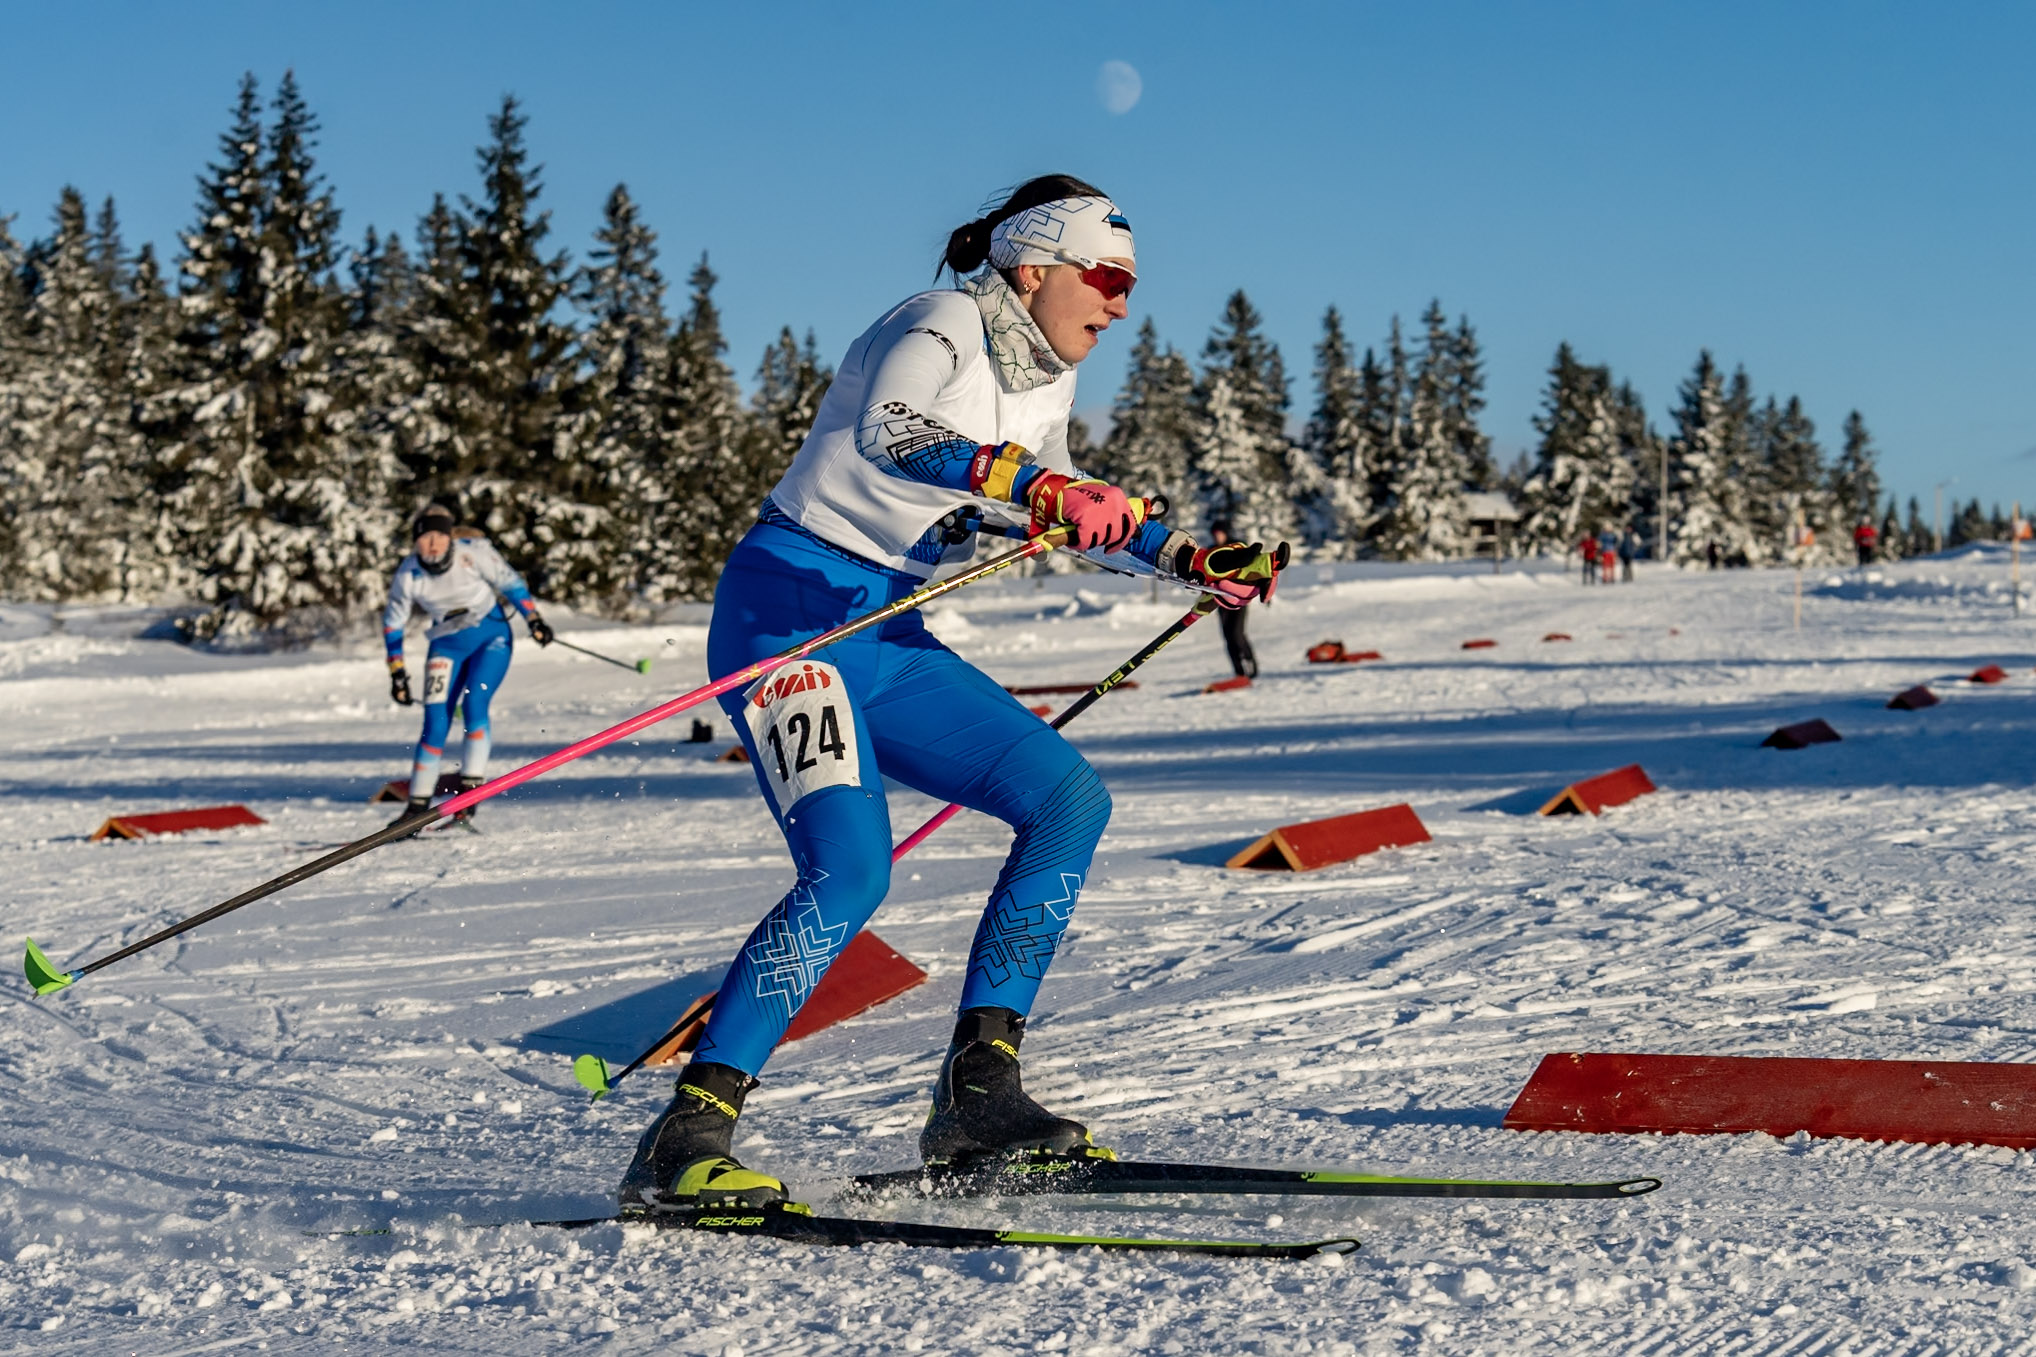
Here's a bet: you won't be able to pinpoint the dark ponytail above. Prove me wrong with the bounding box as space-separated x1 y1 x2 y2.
938 173 1108 279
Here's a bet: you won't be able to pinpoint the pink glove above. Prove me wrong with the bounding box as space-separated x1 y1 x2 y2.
1022 472 1145 553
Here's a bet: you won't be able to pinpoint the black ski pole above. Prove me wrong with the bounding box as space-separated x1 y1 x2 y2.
573 593 1220 1100
553 637 652 675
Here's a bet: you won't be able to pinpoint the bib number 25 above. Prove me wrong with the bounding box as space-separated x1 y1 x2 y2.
741 661 861 811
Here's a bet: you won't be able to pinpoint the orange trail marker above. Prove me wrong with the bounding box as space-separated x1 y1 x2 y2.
1203 675 1253 694
1538 765 1656 816
1504 1052 2036 1151
1227 804 1431 872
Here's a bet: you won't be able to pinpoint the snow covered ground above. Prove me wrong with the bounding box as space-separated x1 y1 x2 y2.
8 547 2036 1354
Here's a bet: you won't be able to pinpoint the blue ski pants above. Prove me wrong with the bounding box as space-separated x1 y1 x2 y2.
410 612 512 797
693 517 1113 1076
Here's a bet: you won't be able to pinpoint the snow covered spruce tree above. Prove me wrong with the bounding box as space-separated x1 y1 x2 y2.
1665 351 1756 566
571 183 672 611
1190 290 1296 544
1296 305 1373 557
1517 343 1632 552
1096 318 1197 523
1831 411 1882 528
1878 497 1906 560
2 190 154 600
643 255 751 602
1752 394 1844 565
1446 312 1494 492
1372 304 1469 560
144 73 396 638
399 97 591 601
745 325 831 506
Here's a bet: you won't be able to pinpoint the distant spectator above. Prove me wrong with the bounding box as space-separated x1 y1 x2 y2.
1853 518 1878 566
1598 527 1618 584
1619 528 1638 582
1209 520 1258 679
1705 539 1721 571
1579 534 1600 586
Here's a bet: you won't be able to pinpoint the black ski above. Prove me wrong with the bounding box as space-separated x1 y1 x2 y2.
316 1200 1356 1258
844 1152 1661 1202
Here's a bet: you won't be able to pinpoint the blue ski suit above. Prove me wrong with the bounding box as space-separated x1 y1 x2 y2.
691 277 1191 1076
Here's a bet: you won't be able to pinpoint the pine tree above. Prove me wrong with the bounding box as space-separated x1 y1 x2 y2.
1518 344 1631 553
0 215 28 580
1906 495 1928 553
646 254 751 601
1878 496 1904 560
1831 411 1881 527
738 324 832 572
1361 319 1411 542
8 188 153 600
399 97 589 600
1756 395 1841 564
1298 305 1371 557
1948 498 1988 548
1447 314 1493 490
1098 318 1197 523
1613 380 1661 555
572 183 670 609
1373 307 1469 560
145 72 269 604
1190 290 1293 543
1666 351 1756 566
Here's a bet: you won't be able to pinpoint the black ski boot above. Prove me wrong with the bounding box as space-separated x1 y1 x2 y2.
615 1061 787 1210
388 794 432 834
451 775 484 831
919 1008 1104 1168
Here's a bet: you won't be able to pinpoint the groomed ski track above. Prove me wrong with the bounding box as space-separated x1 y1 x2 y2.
7 549 2036 1353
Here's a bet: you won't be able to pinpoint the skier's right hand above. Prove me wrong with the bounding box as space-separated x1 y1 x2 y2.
1022 472 1148 553
1181 540 1290 609
389 663 414 706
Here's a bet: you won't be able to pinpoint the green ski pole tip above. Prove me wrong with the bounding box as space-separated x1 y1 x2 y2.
635 658 652 674
574 1054 613 1099
24 938 77 995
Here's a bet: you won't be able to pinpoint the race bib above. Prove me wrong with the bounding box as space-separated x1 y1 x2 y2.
423 655 454 705
742 661 860 811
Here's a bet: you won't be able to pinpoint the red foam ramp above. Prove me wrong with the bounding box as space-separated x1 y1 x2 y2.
1306 641 1346 663
645 930 928 1066
1007 682 1135 696
1461 638 1497 650
1762 718 1842 749
1227 803 1430 871
92 805 267 841
1539 764 1656 816
1888 685 1940 711
1203 675 1253 694
1969 664 2008 684
1504 1052 2036 1150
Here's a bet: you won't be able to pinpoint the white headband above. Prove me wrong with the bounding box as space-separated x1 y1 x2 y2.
988 196 1136 274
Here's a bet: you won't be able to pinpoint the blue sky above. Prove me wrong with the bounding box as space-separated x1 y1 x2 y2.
3 1 2030 518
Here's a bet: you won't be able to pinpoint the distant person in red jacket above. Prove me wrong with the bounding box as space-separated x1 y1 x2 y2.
1853 518 1878 565
1579 534 1600 586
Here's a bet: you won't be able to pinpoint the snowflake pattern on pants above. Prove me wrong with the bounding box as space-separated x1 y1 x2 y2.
966 871 1083 993
746 884 851 1020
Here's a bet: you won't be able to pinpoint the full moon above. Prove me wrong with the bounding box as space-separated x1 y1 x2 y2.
1097 60 1142 115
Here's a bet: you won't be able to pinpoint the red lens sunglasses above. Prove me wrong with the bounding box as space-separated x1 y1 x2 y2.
1052 250 1136 300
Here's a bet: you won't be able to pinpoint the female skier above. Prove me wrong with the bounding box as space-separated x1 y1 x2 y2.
618 176 1286 1210
382 503 554 827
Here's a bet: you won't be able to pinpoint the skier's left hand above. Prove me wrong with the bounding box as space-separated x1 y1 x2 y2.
1183 540 1290 609
527 614 555 647
1023 473 1147 553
